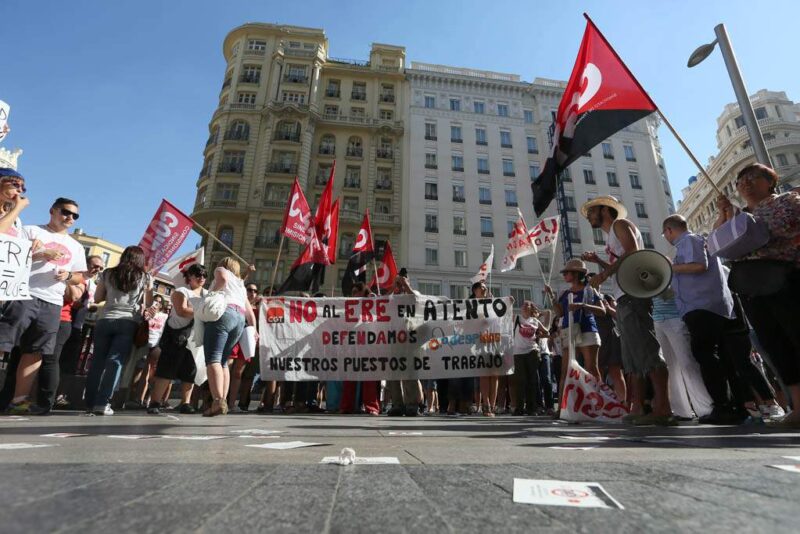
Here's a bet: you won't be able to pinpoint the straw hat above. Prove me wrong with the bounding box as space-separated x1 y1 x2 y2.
580 195 627 220
560 258 588 274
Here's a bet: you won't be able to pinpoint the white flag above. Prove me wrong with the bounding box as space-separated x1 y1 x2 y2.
162 248 205 288
499 209 537 272
0 101 10 142
527 216 560 252
471 244 494 284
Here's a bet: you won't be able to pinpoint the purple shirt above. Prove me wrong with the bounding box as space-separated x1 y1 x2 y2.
672 232 734 319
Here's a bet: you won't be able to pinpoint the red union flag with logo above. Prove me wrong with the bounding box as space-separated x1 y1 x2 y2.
138 200 195 272
527 216 560 251
531 15 657 216
281 178 312 245
471 244 494 284
500 210 537 272
370 241 398 293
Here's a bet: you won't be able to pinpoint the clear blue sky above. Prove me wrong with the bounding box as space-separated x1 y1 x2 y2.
3 0 797 251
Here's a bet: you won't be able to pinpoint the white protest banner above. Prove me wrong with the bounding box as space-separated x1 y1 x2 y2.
500 210 537 272
259 295 514 381
527 216 560 251
0 100 10 142
560 359 628 423
0 233 32 301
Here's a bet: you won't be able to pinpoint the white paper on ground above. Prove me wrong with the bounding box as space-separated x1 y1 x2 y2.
229 429 286 435
513 478 624 509
320 456 400 464
548 446 597 450
0 416 30 421
559 435 615 441
246 441 323 450
41 433 88 438
160 435 227 441
107 435 159 440
237 435 281 439
768 464 800 474
0 443 55 450
387 431 423 436
782 456 800 461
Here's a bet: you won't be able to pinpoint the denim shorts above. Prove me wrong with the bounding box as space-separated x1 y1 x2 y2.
203 307 245 367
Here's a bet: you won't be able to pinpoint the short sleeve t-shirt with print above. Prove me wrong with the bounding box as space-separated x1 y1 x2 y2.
168 287 208 329
2 217 26 238
23 225 88 306
513 316 543 354
148 312 168 347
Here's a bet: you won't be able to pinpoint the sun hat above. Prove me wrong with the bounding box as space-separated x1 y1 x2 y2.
580 195 627 220
560 258 588 274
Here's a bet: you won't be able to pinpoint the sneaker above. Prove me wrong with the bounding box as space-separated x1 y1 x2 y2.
761 404 786 420
93 404 114 416
178 403 196 414
147 403 162 415
6 401 31 415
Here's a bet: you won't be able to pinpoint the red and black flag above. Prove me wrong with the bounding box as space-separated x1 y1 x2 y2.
276 231 328 295
369 241 398 294
532 15 657 216
341 211 375 296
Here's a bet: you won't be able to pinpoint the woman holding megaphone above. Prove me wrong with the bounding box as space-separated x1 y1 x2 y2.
545 259 606 417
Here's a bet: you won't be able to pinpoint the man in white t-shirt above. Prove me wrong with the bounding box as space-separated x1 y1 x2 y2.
0 197 87 414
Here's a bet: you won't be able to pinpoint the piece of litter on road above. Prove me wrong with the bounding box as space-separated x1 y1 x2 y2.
236 435 281 439
0 443 55 450
782 456 800 461
768 464 800 474
513 478 624 509
246 441 323 450
40 433 88 438
0 416 30 421
161 435 227 441
548 446 597 450
559 435 614 441
326 447 356 465
387 431 423 436
107 435 159 440
229 429 285 435
321 456 400 465
165 415 180 421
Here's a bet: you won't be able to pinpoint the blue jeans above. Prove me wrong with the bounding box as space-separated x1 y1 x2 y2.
85 318 138 408
203 308 245 367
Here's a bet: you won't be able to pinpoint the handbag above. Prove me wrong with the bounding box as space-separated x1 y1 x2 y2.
728 260 795 297
196 291 226 322
133 275 151 348
707 212 770 260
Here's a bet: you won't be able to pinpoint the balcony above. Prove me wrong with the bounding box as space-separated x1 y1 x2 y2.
339 209 361 222
527 148 538 154
452 195 465 203
229 103 257 111
274 131 300 142
481 231 494 237
451 166 464 172
325 89 340 98
377 148 393 160
372 212 399 225
211 199 238 208
284 48 317 58
425 163 438 169
501 143 513 149
379 94 395 103
266 162 298 174
478 169 490 175
603 154 614 160
217 164 243 174
424 194 438 201
224 131 249 142
503 171 515 177
479 199 492 205
451 138 463 143
254 235 281 249
262 199 286 209
351 92 367 101
453 228 467 236
506 201 518 207
205 137 217 148
243 48 266 57
343 180 361 190
425 135 437 141
375 181 392 191
346 147 363 158
221 78 231 90
476 140 488 146
283 75 308 84
239 75 261 84
318 145 335 156
424 226 438 233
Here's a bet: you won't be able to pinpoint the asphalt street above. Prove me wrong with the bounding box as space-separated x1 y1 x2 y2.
1 412 798 533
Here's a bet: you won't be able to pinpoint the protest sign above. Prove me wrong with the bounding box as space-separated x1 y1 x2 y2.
0 233 32 301
259 295 514 381
560 359 628 423
138 199 194 272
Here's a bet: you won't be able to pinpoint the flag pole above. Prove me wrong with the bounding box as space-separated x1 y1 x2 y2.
583 13 722 196
268 234 286 293
548 235 560 286
192 221 250 267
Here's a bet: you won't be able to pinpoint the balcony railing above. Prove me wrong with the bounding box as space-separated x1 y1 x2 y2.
243 49 266 57
229 103 256 111
603 154 614 160
425 226 439 233
453 195 465 203
211 199 238 208
481 231 494 237
379 94 395 103
346 147 363 158
239 75 261 84
339 209 361 222
476 140 488 146
424 194 438 201
372 213 399 225
453 228 467 236
506 201 518 207
478 169 490 175
205 137 217 147
262 199 286 209
452 166 464 172
425 163 438 169
451 138 463 143
217 164 243 174
274 131 300 142
376 181 392 191
325 89 340 98
283 48 317 58
528 148 538 154
266 162 298 174
501 143 513 148
283 75 308 84
221 79 231 90
318 145 336 155
425 135 437 141
503 171 516 177
343 180 361 189
224 132 249 142
254 236 281 248
351 92 367 101
377 149 393 159
479 199 492 205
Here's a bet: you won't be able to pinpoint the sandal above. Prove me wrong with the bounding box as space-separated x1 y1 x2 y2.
202 398 225 417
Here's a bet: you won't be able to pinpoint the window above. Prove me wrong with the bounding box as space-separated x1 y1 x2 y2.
474 101 485 114
240 65 261 84
539 256 550 275
374 234 389 256
500 130 512 148
475 127 487 145
630 173 642 189
351 81 367 100
376 108 392 120
497 103 509 117
378 137 393 160
754 106 768 120
285 64 307 83
453 214 466 235
264 183 290 203
776 153 789 167
318 134 336 155
505 189 518 207
734 115 745 129
477 156 490 174
510 288 532 305
425 152 437 169
529 164 541 180
593 228 605 245
247 40 266 51
452 154 464 172
602 142 614 159
449 98 461 111
507 220 516 237
451 125 462 142
323 104 339 117
624 144 636 162
281 91 305 104
642 232 655 249
425 248 439 265
450 285 469 299
607 171 619 187
418 281 441 296
568 225 581 243
583 169 596 185
424 95 436 108
425 122 437 140
351 107 365 118
380 84 395 102
256 220 281 247
233 93 257 109
452 184 465 203
425 182 438 200
196 186 207 207
218 226 234 248
479 186 492 205
635 202 648 218
376 168 392 190
339 233 354 258
346 136 363 157
325 80 341 98
219 151 245 173
215 183 239 201
344 166 361 189
564 196 576 212
562 168 572 182
225 120 250 141
454 250 467 268
425 213 439 233
343 196 359 212
374 198 391 215
524 109 534 123
480 216 493 237
502 159 515 176
527 136 538 154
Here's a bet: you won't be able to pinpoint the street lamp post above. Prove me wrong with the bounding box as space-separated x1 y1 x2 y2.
688 23 772 167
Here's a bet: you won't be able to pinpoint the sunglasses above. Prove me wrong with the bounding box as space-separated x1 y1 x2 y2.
2 180 26 193
246 288 258 293
60 208 80 220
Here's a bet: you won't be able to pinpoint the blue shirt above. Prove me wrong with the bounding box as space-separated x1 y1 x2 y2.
558 287 600 333
672 232 734 319
652 295 681 322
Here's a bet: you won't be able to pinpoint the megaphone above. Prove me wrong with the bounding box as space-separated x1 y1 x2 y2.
615 250 672 299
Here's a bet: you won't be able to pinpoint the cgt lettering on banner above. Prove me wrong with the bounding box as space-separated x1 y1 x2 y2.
0 234 32 301
138 200 195 272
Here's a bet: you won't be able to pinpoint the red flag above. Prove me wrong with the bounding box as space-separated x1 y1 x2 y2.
281 177 312 245
325 199 340 264
532 15 657 215
370 241 397 293
138 199 195 272
353 210 374 253
313 161 335 241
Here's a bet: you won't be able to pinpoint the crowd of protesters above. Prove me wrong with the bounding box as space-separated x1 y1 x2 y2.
0 162 797 428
